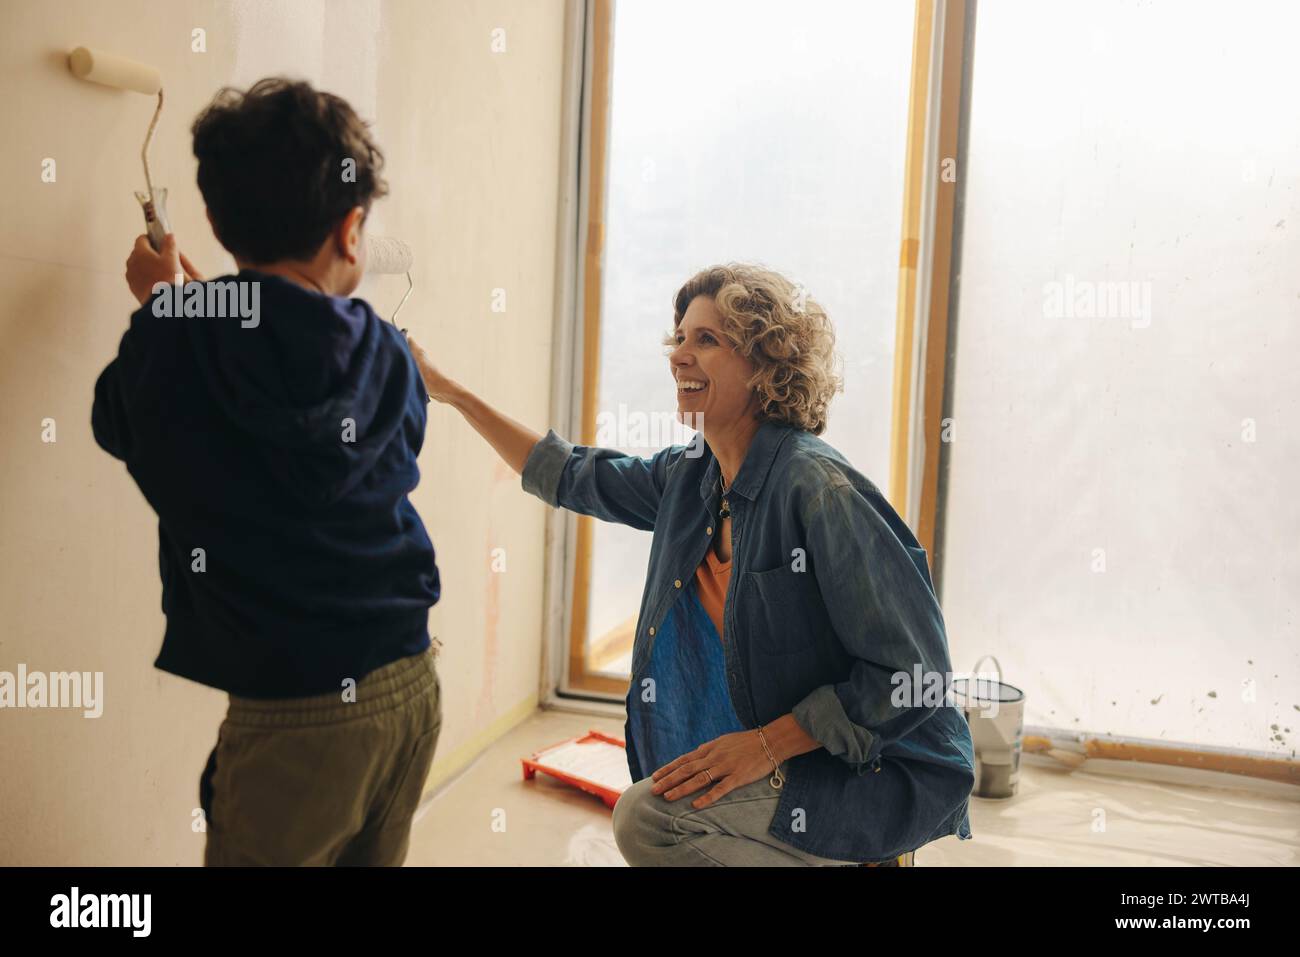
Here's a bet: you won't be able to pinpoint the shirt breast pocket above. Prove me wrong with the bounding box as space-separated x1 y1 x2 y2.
737 563 825 656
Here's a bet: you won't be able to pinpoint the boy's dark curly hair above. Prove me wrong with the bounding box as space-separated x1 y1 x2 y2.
191 77 388 263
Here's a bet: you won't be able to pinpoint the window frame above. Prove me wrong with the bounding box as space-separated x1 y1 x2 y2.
542 0 974 703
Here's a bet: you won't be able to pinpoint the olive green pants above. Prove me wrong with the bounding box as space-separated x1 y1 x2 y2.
200 647 441 866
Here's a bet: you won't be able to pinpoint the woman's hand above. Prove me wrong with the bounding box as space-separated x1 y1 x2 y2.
125 233 203 305
402 335 541 472
405 333 458 404
649 729 777 810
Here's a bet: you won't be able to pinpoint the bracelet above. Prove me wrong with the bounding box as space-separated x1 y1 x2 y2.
755 725 785 790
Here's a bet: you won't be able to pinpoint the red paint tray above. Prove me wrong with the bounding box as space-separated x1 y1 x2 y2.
521 730 633 809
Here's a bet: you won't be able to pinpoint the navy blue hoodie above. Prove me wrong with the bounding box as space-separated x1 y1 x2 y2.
92 270 439 698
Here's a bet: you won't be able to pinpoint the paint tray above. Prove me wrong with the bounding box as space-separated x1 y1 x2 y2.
521 730 632 809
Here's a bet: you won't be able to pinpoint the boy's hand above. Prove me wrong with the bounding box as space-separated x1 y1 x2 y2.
125 234 205 306
405 333 457 404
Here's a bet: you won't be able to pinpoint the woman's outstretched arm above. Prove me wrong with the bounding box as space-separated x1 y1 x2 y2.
405 332 687 530
407 333 540 474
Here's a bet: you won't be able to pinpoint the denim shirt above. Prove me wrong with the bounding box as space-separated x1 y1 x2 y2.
522 418 974 862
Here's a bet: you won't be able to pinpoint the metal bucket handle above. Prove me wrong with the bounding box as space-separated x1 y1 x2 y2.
969 654 1003 701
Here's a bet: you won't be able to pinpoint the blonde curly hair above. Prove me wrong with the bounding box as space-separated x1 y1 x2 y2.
664 263 843 435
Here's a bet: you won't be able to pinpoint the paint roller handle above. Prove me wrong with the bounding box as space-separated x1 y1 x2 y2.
134 189 173 252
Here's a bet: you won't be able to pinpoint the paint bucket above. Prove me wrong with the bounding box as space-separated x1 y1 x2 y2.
950 655 1024 799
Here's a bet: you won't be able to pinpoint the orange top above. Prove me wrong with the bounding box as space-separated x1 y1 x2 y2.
694 545 732 642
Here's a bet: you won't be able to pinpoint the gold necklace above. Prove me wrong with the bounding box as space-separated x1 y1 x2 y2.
719 475 731 519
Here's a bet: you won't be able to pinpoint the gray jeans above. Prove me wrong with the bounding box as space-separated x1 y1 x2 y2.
612 761 863 866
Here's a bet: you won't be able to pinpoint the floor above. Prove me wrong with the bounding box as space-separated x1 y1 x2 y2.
404 707 1300 866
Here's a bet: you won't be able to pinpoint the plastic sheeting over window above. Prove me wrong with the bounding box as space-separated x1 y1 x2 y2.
941 0 1300 755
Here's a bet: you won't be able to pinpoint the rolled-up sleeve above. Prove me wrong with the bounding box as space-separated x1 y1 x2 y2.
520 428 575 507
790 479 952 773
520 429 686 531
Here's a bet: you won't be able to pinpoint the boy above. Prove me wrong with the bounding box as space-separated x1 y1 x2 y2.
92 78 441 866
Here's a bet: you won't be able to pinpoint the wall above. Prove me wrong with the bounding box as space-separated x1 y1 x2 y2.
0 0 566 864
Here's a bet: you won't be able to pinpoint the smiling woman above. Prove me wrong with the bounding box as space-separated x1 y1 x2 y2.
666 265 842 438
407 263 976 866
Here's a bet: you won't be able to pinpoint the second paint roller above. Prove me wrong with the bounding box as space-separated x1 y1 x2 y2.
68 46 171 250
365 237 415 327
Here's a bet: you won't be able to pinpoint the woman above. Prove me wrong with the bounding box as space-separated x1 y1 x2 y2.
407 263 975 866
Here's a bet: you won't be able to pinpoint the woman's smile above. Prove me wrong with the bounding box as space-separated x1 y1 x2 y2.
667 296 761 433
676 376 709 401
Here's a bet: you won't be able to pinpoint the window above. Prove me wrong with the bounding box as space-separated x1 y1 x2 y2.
939 0 1300 751
567 0 917 691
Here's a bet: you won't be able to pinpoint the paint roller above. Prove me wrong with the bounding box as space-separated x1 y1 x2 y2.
365 236 415 327
68 47 171 251
366 237 426 401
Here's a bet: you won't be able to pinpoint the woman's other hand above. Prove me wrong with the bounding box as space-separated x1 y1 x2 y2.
649 730 779 810
650 714 821 809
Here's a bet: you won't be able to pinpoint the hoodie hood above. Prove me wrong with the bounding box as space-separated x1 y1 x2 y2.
184 270 422 507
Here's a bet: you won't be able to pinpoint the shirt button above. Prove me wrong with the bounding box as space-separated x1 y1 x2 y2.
706 526 713 535
674 579 682 588
648 627 655 636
